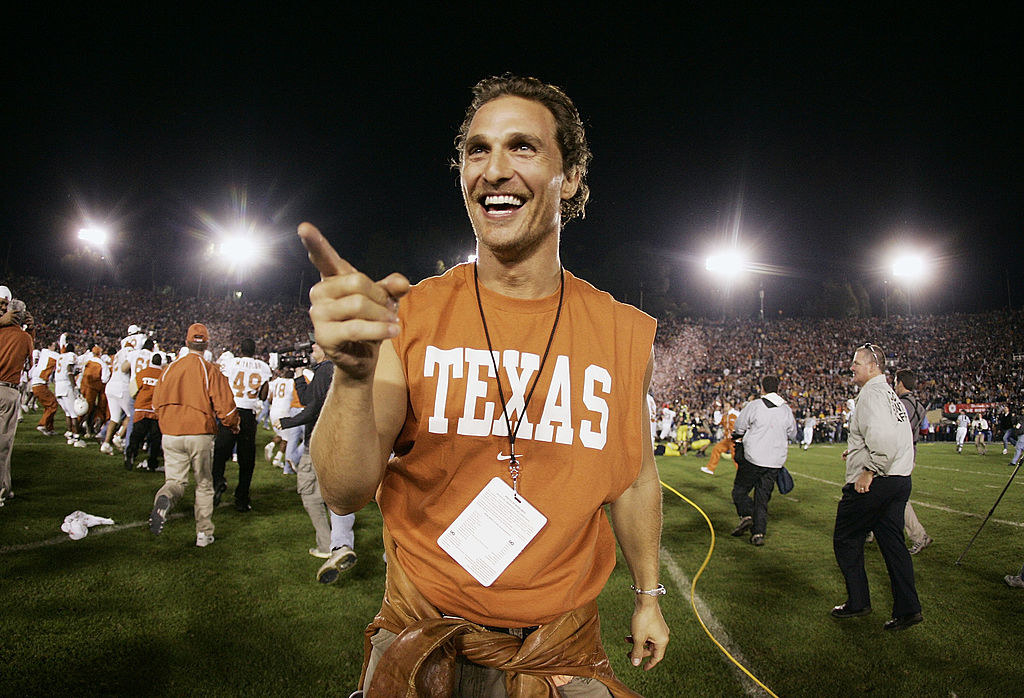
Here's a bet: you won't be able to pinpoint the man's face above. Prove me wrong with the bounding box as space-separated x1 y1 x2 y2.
850 349 877 387
460 96 580 260
311 343 325 363
0 298 8 316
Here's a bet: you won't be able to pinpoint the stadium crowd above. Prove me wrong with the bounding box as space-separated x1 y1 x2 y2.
6 273 1023 432
650 312 1024 430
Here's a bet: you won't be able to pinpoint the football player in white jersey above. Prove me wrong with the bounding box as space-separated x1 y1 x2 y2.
100 340 134 455
267 368 304 473
30 342 60 435
54 341 86 447
122 337 156 447
212 338 271 511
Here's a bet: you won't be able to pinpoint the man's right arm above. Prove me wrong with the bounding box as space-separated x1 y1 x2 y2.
298 222 411 515
310 341 408 514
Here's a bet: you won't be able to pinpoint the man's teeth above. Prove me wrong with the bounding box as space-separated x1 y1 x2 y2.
484 194 524 207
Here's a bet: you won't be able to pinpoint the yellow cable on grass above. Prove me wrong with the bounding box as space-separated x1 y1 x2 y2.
660 480 779 698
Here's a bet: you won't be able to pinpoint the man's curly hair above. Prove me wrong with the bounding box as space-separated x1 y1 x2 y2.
454 74 592 224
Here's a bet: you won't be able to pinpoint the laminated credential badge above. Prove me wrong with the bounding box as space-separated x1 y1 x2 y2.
438 477 548 587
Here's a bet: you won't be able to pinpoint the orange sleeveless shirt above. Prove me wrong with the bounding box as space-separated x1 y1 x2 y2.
384 264 656 626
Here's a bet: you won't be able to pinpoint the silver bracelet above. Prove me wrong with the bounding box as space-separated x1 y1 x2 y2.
630 583 667 597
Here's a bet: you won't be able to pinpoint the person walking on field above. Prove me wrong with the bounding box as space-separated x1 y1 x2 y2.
831 343 922 632
149 323 239 548
729 377 797 546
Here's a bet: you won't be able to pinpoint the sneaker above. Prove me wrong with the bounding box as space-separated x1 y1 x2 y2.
99 441 114 455
113 434 124 449
196 532 215 548
64 431 73 438
149 495 170 535
700 466 714 475
908 535 933 555
1004 448 1009 455
865 531 875 543
750 534 765 546
264 442 275 462
309 547 332 559
213 482 227 507
72 439 86 448
1004 574 1024 589
36 426 54 436
731 516 753 537
316 545 357 584
0 487 11 503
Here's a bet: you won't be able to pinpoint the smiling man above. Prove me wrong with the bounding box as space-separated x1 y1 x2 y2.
299 75 669 697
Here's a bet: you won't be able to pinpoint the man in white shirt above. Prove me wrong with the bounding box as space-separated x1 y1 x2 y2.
802 413 817 450
971 414 989 455
658 403 676 441
729 376 797 545
955 411 970 453
831 343 922 631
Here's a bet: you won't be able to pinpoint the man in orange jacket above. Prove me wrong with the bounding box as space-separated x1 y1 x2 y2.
150 323 239 547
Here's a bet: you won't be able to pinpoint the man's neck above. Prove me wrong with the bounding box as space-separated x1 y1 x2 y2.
474 246 563 300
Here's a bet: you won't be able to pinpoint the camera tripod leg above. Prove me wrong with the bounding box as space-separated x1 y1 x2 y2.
954 455 1022 566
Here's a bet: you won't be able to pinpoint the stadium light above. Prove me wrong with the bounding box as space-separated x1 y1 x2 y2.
218 234 260 267
705 248 748 279
889 250 929 316
78 227 108 247
892 253 926 280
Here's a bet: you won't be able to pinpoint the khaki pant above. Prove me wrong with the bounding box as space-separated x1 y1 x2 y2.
362 628 611 697
0 385 20 492
156 434 216 535
296 449 331 553
904 502 927 543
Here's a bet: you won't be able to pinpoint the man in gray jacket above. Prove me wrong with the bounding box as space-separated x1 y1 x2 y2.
831 343 923 631
729 375 798 546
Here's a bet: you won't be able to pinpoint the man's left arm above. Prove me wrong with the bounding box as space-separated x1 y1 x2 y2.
209 368 240 433
607 349 670 671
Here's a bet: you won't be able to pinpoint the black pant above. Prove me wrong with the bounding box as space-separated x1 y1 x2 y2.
126 417 162 470
833 474 921 616
731 460 778 535
213 408 257 506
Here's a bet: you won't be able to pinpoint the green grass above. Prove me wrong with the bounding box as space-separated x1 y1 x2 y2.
2 412 1022 697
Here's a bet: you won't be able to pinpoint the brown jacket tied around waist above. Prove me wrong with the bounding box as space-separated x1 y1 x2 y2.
362 526 641 698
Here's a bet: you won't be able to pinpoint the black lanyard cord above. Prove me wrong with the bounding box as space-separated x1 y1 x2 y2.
472 263 565 487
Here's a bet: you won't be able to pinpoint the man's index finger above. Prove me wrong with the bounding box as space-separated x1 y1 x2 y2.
297 222 356 279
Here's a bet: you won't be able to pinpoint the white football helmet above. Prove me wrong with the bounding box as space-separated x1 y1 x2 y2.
73 395 89 418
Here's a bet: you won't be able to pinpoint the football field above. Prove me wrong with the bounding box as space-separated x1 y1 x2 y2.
2 413 1022 697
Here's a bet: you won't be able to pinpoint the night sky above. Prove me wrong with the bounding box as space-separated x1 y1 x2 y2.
5 7 1021 317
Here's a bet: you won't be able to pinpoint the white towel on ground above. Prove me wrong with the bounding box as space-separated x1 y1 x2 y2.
61 511 115 540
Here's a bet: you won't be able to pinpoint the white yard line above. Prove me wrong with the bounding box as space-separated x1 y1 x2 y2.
661 546 771 697
0 513 185 554
789 470 1024 528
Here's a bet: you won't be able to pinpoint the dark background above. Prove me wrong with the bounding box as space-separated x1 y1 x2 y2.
4 6 1020 318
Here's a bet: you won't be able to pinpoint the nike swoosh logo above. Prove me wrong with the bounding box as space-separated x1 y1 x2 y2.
497 453 521 461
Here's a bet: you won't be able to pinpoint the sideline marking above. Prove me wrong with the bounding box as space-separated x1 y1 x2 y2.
661 547 766 697
789 470 1024 528
916 463 1024 482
